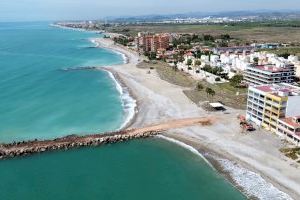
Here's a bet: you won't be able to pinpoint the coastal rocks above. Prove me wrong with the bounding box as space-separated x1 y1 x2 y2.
60 66 98 72
0 129 162 160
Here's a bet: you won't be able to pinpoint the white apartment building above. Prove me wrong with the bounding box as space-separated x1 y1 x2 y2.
244 64 295 85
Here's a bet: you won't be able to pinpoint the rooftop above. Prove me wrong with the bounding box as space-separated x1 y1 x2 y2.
253 83 300 96
254 65 292 73
279 116 300 135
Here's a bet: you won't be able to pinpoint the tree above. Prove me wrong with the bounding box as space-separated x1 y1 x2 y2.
203 34 214 41
220 34 231 40
206 87 212 97
230 74 244 87
278 53 290 59
195 60 202 66
219 41 228 47
148 52 157 60
215 77 221 82
253 57 259 65
197 82 204 91
205 87 216 99
187 59 193 67
203 65 213 73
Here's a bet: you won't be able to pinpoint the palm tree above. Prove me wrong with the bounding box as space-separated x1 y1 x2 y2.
205 87 216 100
187 59 193 70
206 87 212 97
197 82 204 91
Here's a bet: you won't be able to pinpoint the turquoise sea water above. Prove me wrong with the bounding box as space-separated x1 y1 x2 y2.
0 22 245 199
0 22 124 142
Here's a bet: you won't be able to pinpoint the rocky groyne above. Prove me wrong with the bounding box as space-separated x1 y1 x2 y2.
0 117 213 160
0 129 159 160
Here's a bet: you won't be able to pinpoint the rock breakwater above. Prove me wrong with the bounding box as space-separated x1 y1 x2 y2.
0 117 213 160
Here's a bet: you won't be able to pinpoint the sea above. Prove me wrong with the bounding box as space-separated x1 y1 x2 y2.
0 22 286 200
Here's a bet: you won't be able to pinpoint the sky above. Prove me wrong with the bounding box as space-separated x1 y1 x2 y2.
0 0 299 22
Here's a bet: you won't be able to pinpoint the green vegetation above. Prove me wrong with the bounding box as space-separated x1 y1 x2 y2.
194 60 202 66
202 65 227 78
253 57 259 65
230 74 244 87
184 81 247 109
187 59 193 66
144 52 157 60
196 82 204 91
260 47 300 57
138 61 195 87
280 147 300 160
215 77 221 82
144 61 248 109
205 87 216 99
113 36 130 46
106 21 300 44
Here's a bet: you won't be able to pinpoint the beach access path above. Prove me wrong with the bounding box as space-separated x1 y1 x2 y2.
93 36 300 199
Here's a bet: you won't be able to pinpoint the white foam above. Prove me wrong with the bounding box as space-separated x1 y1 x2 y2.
214 157 293 200
158 135 293 200
89 39 100 48
157 135 215 169
50 24 102 34
89 38 128 64
105 70 137 130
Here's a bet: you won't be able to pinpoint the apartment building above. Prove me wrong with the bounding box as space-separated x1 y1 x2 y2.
136 33 171 53
246 83 300 145
244 64 295 85
213 46 255 55
277 116 300 146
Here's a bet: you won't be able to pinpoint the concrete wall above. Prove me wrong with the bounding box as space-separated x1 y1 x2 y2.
286 96 300 117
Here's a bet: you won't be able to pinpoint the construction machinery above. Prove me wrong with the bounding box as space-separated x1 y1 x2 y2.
238 115 255 132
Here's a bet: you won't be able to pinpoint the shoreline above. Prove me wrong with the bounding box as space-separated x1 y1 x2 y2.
91 35 300 199
102 68 138 130
163 132 294 200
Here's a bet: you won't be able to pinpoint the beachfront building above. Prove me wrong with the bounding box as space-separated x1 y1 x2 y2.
244 64 295 86
246 83 300 145
277 116 300 146
136 32 171 53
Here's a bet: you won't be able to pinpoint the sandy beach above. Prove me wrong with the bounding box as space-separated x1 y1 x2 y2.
93 36 300 200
